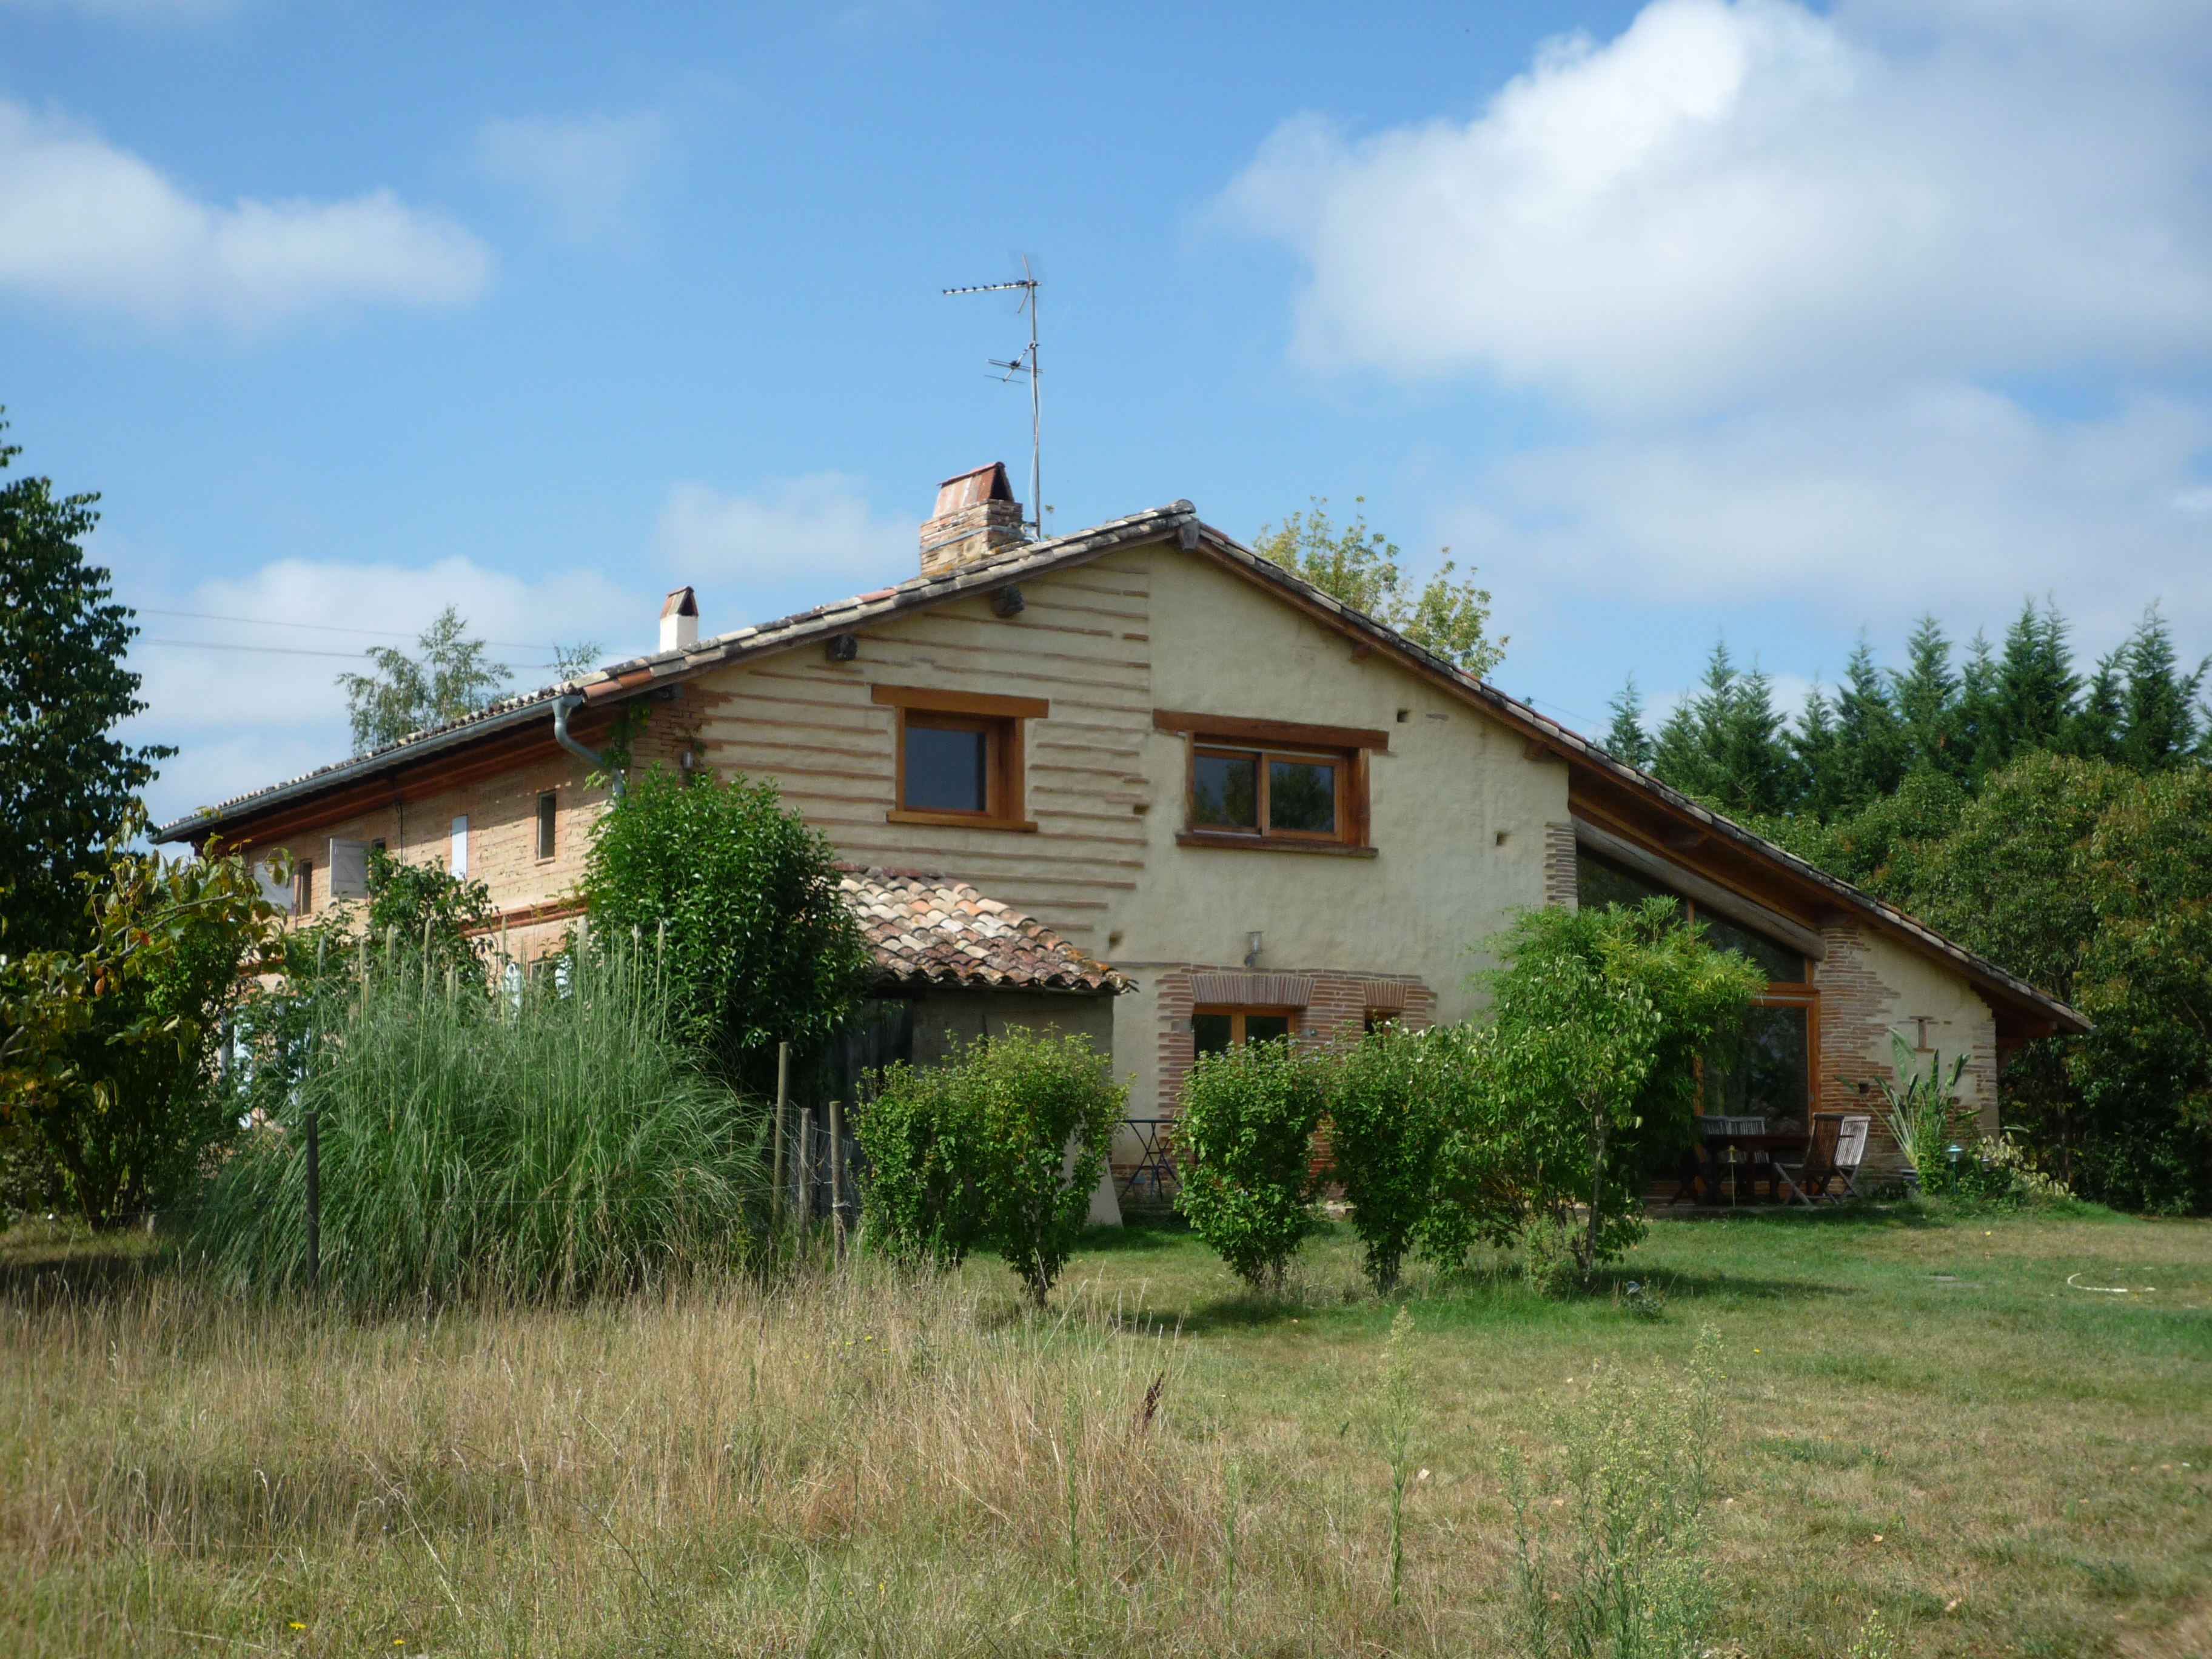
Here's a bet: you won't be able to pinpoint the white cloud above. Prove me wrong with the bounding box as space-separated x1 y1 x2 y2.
120 555 638 825
1448 384 2212 653
0 98 492 330
472 112 668 243
652 474 914 627
1225 0 2212 417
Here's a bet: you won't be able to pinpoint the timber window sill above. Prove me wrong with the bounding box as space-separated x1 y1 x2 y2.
888 808 1039 833
1176 831 1377 859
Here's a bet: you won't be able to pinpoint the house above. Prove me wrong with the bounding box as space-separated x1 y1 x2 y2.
155 463 2088 1193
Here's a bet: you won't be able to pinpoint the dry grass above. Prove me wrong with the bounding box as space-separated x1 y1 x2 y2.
2 1201 2207 1657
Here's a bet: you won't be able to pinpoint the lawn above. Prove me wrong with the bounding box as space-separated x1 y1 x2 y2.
3 1201 2207 1657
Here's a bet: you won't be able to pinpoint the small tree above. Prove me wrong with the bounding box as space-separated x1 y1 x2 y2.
581 767 872 1084
856 1028 1122 1305
851 1059 991 1266
1329 1024 1459 1294
1 832 284 1225
1253 497 1507 677
1870 1031 1972 1187
1173 1037 1329 1290
1483 899 1765 1281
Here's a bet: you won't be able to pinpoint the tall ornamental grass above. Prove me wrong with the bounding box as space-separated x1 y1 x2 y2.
190 931 764 1305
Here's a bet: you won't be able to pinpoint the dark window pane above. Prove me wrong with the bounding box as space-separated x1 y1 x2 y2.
1243 1014 1292 1045
1192 751 1258 829
1192 1013 1233 1057
1703 1004 1809 1122
1268 759 1337 834
1699 912 1805 984
1577 850 1670 912
905 723 988 813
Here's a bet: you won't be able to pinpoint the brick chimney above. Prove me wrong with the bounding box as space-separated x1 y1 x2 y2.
919 461 1027 575
660 586 699 652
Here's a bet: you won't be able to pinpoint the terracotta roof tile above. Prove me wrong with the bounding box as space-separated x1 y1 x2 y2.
837 867 1131 995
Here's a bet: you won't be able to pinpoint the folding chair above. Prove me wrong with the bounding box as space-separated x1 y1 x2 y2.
1783 1113 1871 1204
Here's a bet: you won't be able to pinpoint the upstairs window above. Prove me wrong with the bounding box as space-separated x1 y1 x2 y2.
873 684 1047 831
1156 710 1387 854
536 791 557 860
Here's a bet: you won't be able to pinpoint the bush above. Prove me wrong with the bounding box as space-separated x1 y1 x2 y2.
1870 1030 1974 1186
581 767 872 1086
856 1028 1122 1305
190 929 763 1306
1328 1024 1458 1295
0 832 282 1225
1173 1037 1329 1291
1502 1329 1723 1659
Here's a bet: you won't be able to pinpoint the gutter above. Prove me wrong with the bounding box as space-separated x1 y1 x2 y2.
554 694 624 799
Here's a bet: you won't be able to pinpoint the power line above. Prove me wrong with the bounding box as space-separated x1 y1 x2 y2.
136 606 562 651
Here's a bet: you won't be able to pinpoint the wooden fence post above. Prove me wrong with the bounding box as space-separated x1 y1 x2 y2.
797 1107 814 1227
829 1099 845 1264
304 1105 321 1295
772 1041 789 1224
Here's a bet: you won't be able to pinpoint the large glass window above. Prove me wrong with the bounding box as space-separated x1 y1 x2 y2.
1703 1003 1811 1120
1576 850 1805 983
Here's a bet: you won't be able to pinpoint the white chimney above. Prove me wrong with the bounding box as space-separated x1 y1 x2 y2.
660 586 699 653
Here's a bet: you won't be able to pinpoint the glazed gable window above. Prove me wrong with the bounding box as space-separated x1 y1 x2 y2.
873 683 1047 831
1156 710 1388 854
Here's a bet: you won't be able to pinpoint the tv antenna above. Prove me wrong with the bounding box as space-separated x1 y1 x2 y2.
943 256 1042 537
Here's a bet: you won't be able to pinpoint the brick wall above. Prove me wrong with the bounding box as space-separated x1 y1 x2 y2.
1544 821 1578 910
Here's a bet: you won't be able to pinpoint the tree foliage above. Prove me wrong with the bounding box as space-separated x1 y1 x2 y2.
0 415 174 956
1172 1036 1330 1290
336 606 514 751
854 1028 1122 1304
1327 1022 1467 1294
0 830 284 1225
1254 497 1507 677
580 767 871 1085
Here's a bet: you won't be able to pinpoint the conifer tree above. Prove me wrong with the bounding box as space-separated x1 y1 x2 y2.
1603 675 1654 769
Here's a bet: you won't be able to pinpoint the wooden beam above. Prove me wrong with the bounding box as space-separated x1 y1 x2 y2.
871 683 1050 719
1151 709 1390 752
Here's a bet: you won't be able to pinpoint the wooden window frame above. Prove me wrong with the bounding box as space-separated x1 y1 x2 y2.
1192 1006 1303 1054
293 857 313 916
535 790 557 862
1156 711 1379 855
873 683 1045 832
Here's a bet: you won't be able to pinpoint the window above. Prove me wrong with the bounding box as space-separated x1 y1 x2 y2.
1575 850 1806 982
450 815 469 877
873 684 1047 831
293 858 313 916
536 791 557 860
1155 710 1386 854
1192 1007 1299 1057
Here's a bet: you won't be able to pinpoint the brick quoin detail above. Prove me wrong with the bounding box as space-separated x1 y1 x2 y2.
1543 822 1578 910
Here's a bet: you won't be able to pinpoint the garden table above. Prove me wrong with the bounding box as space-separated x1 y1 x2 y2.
1118 1118 1179 1205
1698 1130 1812 1204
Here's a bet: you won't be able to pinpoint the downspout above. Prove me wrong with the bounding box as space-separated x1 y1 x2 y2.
553 694 625 799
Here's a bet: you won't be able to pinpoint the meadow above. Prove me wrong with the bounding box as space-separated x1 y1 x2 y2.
3 1202 2207 1658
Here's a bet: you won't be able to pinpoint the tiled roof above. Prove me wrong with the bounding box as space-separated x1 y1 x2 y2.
839 867 1130 994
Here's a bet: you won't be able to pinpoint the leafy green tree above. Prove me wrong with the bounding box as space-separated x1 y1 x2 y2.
0 830 284 1224
581 767 871 1084
337 606 514 751
1327 1023 1462 1294
850 1059 992 1266
1480 899 1765 1279
1253 497 1507 676
0 416 173 956
1173 1036 1329 1290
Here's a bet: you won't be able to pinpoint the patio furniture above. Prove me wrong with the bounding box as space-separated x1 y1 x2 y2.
1780 1113 1871 1204
1699 1116 1764 1204
1118 1118 1179 1206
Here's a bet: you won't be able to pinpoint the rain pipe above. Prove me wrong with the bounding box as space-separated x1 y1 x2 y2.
553 694 625 799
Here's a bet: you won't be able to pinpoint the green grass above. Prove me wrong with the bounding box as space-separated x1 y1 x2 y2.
2 1200 2207 1656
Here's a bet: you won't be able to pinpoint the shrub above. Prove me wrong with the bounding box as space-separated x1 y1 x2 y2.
1328 1024 1456 1295
190 930 763 1305
1870 1030 1974 1187
1483 899 1765 1281
0 831 283 1225
581 767 872 1086
1173 1037 1329 1291
850 1059 991 1266
855 1028 1122 1305
1502 1329 1723 1659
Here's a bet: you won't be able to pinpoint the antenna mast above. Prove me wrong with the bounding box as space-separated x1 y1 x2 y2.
943 258 1042 537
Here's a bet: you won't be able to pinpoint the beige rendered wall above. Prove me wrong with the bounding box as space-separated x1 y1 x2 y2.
1814 920 2000 1171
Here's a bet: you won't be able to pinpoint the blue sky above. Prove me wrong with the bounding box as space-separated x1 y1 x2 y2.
4 0 2208 826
